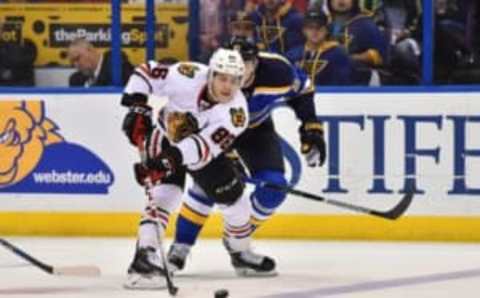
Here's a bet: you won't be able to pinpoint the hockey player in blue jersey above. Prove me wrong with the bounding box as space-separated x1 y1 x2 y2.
286 9 353 86
167 36 327 276
250 0 305 54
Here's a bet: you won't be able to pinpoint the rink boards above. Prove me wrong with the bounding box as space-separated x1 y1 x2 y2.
0 92 480 241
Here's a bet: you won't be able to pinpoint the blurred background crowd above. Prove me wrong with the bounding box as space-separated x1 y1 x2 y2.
0 0 479 88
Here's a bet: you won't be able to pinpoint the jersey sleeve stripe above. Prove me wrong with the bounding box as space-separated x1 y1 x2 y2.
151 129 161 157
253 85 292 96
258 51 292 65
190 135 204 164
132 71 153 93
139 64 152 77
193 134 210 163
199 136 210 162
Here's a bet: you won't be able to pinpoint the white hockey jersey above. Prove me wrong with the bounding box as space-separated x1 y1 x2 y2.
124 61 249 170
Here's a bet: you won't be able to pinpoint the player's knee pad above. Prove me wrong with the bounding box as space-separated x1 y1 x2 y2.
141 184 183 230
219 192 251 225
252 170 287 211
148 184 183 213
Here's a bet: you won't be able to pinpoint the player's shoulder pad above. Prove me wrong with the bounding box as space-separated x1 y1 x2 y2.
255 52 295 92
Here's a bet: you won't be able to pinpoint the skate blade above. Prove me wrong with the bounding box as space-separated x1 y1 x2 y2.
234 267 278 277
123 273 167 290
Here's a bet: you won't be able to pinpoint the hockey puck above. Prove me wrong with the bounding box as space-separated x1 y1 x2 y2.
214 289 229 298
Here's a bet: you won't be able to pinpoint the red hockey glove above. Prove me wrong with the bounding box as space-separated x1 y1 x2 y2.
122 104 153 146
147 146 183 179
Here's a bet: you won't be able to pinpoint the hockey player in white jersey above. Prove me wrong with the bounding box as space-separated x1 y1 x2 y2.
120 48 275 289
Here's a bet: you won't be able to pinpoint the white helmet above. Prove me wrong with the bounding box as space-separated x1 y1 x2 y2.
207 48 245 103
208 48 245 77
209 48 245 78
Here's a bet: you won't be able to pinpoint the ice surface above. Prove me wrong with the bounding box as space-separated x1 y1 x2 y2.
1 238 479 298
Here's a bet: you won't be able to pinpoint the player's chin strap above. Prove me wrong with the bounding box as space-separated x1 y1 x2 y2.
243 177 414 221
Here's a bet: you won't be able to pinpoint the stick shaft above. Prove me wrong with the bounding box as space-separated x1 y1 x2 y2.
136 139 178 295
157 237 178 296
0 238 53 274
244 177 413 220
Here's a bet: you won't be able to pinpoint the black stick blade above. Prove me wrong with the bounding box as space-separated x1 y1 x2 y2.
168 286 179 296
371 190 415 220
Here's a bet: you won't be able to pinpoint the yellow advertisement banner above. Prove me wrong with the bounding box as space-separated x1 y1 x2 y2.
0 4 188 66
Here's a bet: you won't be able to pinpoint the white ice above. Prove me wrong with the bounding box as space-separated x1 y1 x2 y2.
1 238 479 298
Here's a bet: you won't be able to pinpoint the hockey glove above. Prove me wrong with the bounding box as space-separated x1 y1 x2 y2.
147 146 183 179
122 104 153 146
133 162 165 186
299 121 326 167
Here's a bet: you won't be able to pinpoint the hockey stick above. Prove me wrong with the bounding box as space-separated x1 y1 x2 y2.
136 137 179 296
0 238 101 277
244 177 414 220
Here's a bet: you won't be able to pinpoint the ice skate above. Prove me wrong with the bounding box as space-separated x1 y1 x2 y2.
124 246 167 290
167 243 191 272
223 238 277 277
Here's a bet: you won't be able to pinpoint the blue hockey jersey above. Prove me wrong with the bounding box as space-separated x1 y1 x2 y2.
243 52 313 127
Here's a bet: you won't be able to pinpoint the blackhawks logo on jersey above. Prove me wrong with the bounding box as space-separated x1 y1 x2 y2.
230 108 246 128
178 63 200 78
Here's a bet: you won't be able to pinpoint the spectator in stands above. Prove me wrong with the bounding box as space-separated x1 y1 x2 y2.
308 0 325 11
198 0 223 62
457 0 479 65
470 2 480 54
286 10 352 85
435 0 480 83
128 0 186 3
375 0 421 39
359 0 382 12
228 11 257 40
67 38 133 87
434 0 469 83
375 0 422 84
0 23 36 86
250 0 305 54
327 0 387 85
247 0 309 13
12 0 112 2
310 0 382 14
